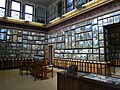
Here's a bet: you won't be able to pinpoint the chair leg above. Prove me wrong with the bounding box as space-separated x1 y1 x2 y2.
19 69 23 75
52 68 53 78
21 70 23 75
52 72 53 78
34 73 36 81
26 70 28 75
19 69 21 75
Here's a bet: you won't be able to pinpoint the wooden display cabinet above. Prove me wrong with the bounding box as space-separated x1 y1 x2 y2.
57 71 120 90
0 28 46 69
54 58 110 75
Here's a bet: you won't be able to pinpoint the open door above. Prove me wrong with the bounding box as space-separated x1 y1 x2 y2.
48 45 53 65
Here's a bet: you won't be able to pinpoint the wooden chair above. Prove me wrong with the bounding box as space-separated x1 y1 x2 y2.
44 58 53 78
45 64 53 78
19 58 29 75
31 60 46 81
43 49 54 79
26 58 34 75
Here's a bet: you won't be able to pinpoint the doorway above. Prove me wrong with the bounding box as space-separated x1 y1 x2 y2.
104 23 120 75
48 45 53 65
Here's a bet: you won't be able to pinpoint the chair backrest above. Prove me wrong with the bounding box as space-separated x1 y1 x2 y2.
34 61 45 71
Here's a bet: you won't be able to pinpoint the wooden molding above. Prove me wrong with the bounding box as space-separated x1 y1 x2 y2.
47 0 115 28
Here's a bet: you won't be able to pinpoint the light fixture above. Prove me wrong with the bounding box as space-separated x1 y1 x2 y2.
82 0 100 7
25 20 29 23
3 16 25 24
1 17 45 27
29 21 45 27
49 17 60 23
62 8 77 17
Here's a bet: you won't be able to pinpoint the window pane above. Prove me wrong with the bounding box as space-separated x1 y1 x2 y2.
67 0 73 4
25 14 32 21
50 14 54 21
66 0 73 12
25 5 33 14
58 2 62 17
49 6 54 15
67 6 73 12
11 1 20 11
36 7 45 17
0 0 6 8
11 11 20 19
36 7 45 23
0 33 6 40
0 8 5 17
49 6 54 20
76 0 86 6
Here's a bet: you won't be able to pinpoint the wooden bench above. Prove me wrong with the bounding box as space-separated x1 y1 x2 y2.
19 59 53 81
19 58 33 75
27 60 53 81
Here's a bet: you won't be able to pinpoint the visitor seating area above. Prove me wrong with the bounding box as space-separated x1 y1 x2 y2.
19 58 34 75
19 58 53 81
53 58 111 75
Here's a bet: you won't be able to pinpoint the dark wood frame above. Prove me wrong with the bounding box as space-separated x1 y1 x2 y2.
10 0 21 19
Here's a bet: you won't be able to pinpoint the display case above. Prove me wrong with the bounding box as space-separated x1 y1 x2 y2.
106 32 120 66
84 73 120 84
0 28 46 61
48 11 120 62
57 71 120 90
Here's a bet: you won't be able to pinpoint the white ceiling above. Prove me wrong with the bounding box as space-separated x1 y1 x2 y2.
29 0 56 6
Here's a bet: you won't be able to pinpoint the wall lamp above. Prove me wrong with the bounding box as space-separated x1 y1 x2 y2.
1 16 45 27
62 8 77 17
82 0 100 7
49 17 60 23
49 8 78 24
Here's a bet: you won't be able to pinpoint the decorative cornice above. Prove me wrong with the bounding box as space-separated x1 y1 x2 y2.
0 0 119 33
0 17 48 33
48 0 120 32
0 17 46 28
